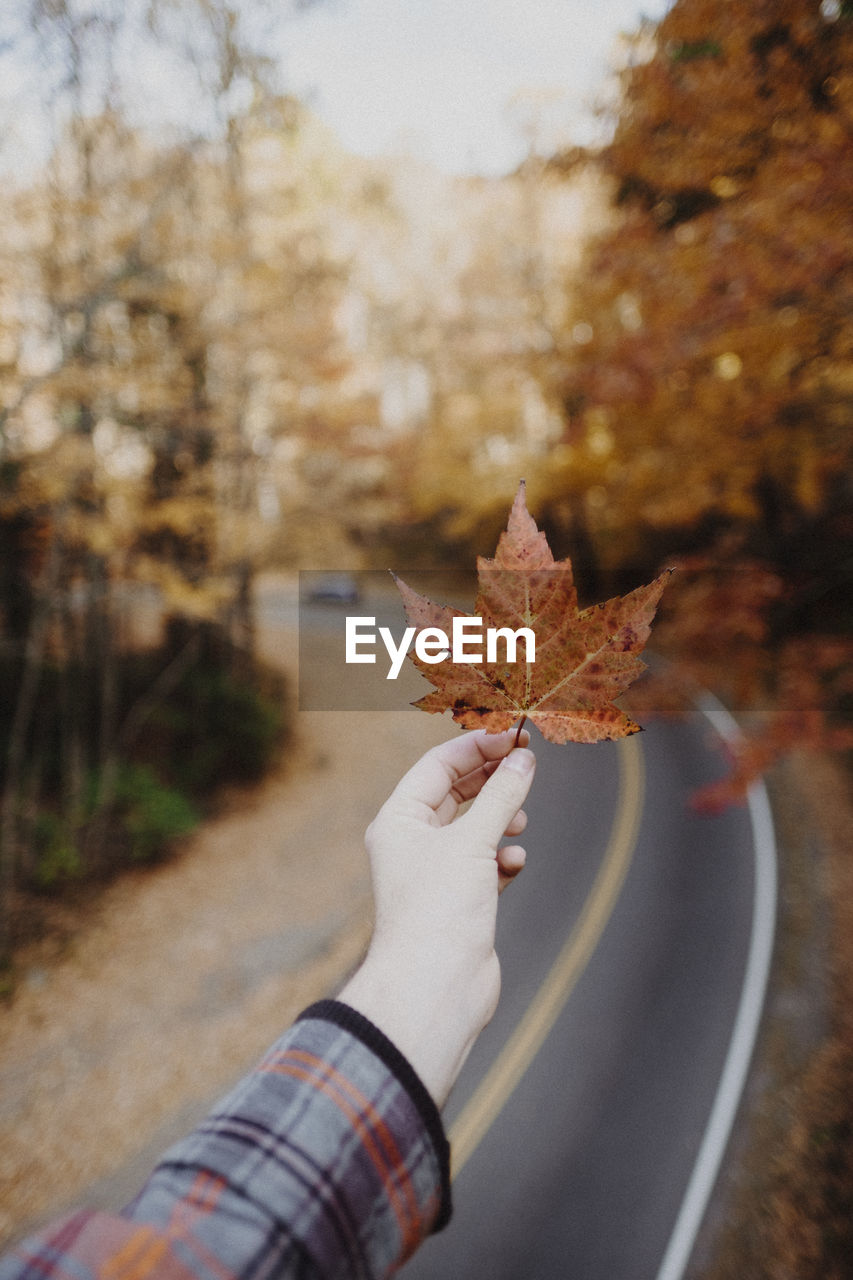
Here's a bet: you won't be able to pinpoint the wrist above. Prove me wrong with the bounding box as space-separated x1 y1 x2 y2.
339 946 498 1108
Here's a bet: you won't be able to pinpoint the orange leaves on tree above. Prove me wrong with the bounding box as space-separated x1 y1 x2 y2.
394 481 671 744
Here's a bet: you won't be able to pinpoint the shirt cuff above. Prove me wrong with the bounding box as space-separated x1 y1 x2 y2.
122 1000 453 1279
297 999 452 1231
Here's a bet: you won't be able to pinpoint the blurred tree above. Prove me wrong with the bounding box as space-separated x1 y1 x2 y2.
554 0 852 576
549 0 853 798
0 0 335 956
362 158 608 561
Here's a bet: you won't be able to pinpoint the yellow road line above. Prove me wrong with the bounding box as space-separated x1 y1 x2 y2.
449 734 646 1179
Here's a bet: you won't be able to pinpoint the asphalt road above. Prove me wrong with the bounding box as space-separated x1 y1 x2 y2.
259 578 774 1279
400 713 766 1280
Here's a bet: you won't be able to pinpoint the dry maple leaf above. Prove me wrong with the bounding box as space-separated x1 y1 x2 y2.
393 481 672 744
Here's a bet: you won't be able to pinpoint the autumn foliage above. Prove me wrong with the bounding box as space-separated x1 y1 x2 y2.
539 0 853 803
395 482 669 742
0 0 850 956
548 7 853 1270
558 0 852 543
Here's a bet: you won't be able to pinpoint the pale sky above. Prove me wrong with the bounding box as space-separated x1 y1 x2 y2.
278 0 670 175
0 1 670 181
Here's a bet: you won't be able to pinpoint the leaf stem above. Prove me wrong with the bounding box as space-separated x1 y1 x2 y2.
513 716 528 749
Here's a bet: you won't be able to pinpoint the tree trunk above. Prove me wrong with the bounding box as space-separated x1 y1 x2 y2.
0 534 59 961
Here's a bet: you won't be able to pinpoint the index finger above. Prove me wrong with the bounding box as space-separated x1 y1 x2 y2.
392 727 531 814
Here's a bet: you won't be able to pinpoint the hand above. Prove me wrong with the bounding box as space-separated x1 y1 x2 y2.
340 728 536 1106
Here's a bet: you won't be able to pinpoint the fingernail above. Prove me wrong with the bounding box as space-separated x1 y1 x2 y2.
504 748 535 774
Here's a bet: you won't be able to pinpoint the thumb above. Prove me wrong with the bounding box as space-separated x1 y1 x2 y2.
464 748 536 848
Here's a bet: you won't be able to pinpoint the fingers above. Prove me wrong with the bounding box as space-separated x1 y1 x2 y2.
497 843 526 892
449 729 531 804
391 728 531 815
503 808 527 839
462 747 536 849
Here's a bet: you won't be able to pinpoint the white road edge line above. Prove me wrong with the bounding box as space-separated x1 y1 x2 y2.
655 692 778 1280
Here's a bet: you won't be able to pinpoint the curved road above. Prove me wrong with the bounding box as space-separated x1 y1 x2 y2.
401 711 774 1280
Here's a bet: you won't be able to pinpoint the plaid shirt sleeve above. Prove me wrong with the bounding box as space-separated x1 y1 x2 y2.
1 1000 452 1280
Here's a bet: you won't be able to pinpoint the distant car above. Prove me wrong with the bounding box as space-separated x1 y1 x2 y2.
304 573 361 605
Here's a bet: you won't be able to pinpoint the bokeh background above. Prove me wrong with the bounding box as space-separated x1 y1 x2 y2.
1 0 852 1270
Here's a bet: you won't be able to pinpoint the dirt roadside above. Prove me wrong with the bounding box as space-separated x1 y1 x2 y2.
0 620 452 1248
688 748 853 1278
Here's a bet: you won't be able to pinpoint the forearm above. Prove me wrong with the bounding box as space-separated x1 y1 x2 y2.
1 1006 451 1280
126 1004 450 1276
